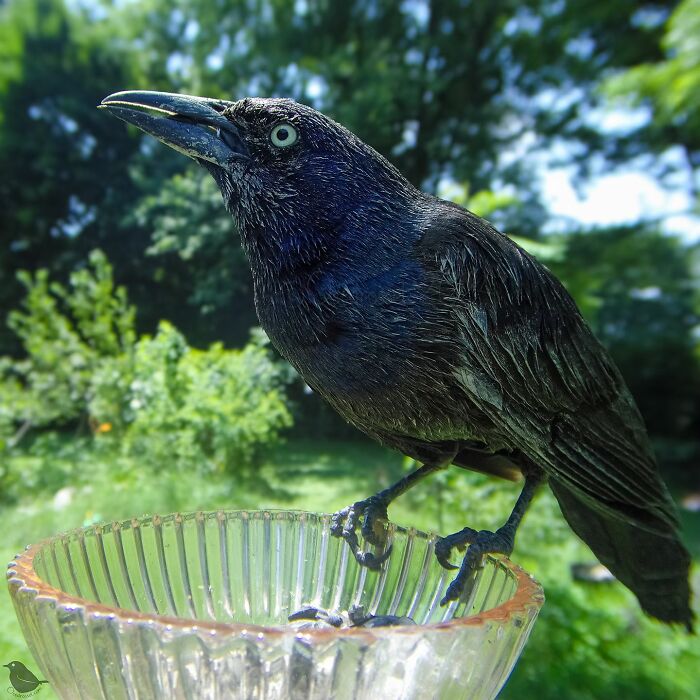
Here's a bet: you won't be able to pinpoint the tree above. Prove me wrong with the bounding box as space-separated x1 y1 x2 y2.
603 0 700 201
2 0 698 463
98 0 686 326
0 0 143 353
550 225 700 473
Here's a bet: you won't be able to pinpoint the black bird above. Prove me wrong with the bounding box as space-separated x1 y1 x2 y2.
3 661 48 694
100 90 693 628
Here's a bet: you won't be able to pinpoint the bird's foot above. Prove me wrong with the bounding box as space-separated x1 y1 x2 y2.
288 605 344 628
330 494 392 570
288 604 416 629
438 526 515 605
434 526 480 570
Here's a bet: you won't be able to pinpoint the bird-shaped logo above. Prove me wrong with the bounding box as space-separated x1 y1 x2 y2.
3 661 48 695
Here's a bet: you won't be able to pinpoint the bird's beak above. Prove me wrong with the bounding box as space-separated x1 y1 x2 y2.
99 90 249 167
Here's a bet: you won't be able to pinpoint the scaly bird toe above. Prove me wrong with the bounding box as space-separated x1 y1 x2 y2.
330 498 391 570
435 526 479 570
440 527 515 605
359 495 389 546
355 545 392 569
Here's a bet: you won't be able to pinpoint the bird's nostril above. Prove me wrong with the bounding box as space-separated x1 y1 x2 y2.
219 127 245 154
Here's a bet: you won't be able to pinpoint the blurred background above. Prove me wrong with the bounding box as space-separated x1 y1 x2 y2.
1 0 699 697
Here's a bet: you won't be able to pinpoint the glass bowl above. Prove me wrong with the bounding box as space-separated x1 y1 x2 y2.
7 510 543 699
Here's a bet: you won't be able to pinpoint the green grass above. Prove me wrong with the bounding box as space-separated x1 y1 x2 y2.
0 437 406 699
1 437 699 699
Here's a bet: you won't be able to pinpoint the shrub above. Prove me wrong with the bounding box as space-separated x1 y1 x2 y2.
0 251 293 497
0 249 135 437
90 321 292 477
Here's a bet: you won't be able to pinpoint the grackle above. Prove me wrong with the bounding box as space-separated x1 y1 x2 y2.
101 91 692 629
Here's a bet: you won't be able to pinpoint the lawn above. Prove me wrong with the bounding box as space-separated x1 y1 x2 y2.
0 438 407 700
1 437 698 699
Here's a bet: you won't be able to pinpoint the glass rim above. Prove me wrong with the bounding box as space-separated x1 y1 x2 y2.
7 509 544 641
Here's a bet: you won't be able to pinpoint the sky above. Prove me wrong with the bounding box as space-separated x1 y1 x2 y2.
537 105 700 241
542 167 700 241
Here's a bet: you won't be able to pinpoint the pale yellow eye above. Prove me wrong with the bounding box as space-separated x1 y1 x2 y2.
270 123 298 147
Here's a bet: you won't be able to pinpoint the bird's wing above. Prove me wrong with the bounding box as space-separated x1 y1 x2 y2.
417 201 678 531
14 669 40 684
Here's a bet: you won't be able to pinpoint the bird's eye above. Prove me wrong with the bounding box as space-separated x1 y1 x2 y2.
270 123 298 148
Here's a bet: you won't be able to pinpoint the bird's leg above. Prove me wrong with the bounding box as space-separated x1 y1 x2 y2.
438 470 544 605
331 462 445 570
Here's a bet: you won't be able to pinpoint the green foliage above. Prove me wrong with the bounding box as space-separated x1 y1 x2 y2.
439 183 521 220
135 169 254 326
0 433 93 504
506 580 700 700
0 0 144 354
0 249 135 433
91 321 292 477
550 226 700 452
603 0 700 190
0 253 293 499
2 0 689 355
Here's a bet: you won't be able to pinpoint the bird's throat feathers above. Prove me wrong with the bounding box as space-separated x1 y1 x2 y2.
230 173 423 294
230 182 426 356
202 112 427 347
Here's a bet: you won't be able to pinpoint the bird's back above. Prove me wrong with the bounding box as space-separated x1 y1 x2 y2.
415 199 692 626
261 190 693 628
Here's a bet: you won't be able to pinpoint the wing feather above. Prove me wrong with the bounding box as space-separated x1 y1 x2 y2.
418 202 678 531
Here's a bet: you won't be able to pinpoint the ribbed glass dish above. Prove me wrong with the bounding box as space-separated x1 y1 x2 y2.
7 510 543 700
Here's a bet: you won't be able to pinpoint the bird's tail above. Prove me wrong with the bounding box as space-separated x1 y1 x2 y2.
549 478 693 630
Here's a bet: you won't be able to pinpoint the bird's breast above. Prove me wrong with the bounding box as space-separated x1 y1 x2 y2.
253 260 465 437
258 263 424 382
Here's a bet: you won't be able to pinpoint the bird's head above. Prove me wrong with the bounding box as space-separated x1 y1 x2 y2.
100 91 414 265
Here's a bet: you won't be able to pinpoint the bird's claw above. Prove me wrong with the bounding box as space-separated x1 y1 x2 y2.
331 495 392 569
439 527 514 606
434 526 479 570
330 507 350 538
288 605 344 627
355 545 393 569
435 549 460 570
352 494 390 545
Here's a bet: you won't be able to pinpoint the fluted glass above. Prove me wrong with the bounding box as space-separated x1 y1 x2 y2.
7 510 543 699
